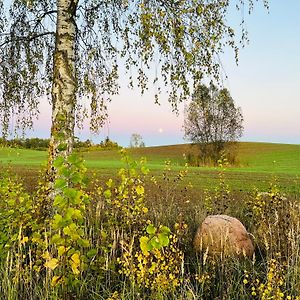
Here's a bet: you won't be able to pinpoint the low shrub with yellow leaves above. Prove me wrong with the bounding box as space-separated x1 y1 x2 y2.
242 257 299 300
246 183 299 258
118 223 184 294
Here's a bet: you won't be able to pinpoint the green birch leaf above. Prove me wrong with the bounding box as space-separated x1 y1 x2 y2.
158 233 169 247
53 156 64 168
146 224 156 235
54 178 67 189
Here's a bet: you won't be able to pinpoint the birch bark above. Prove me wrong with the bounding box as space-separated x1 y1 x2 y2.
47 0 78 181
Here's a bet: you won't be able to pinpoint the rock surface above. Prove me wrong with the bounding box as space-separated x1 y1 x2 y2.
194 215 254 258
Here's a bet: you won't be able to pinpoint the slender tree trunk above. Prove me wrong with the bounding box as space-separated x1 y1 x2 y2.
47 0 78 183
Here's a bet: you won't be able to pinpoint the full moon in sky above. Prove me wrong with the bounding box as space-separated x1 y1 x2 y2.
158 128 163 133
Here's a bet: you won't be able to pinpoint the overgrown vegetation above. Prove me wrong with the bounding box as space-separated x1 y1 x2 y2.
1 150 299 299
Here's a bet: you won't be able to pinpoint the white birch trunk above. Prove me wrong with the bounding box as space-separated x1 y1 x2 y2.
47 0 78 181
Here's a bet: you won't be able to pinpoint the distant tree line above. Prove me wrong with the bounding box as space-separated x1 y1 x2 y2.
0 136 120 151
0 137 50 150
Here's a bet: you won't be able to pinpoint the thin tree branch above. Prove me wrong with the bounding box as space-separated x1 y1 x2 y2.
32 10 57 32
0 31 55 48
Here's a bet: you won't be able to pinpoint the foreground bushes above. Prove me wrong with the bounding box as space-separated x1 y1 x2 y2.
0 151 300 299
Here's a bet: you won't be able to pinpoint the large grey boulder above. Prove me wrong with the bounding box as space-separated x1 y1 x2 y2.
194 215 254 258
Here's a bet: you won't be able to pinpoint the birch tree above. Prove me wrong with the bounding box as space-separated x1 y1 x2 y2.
0 0 268 180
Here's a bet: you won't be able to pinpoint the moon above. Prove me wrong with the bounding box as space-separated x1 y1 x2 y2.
158 128 163 133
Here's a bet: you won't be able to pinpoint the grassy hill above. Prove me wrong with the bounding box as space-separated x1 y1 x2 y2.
0 142 299 193
84 142 300 174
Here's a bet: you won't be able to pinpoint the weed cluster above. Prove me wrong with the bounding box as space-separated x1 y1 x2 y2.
0 151 300 299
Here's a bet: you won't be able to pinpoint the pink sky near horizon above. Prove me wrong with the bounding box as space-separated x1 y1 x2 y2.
26 1 300 147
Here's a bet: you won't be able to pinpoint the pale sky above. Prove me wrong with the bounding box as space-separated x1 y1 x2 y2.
29 1 300 147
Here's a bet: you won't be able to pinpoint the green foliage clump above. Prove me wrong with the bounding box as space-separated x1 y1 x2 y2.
44 153 90 288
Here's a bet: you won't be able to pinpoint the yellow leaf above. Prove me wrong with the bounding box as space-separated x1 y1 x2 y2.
20 236 29 245
44 258 59 270
51 275 63 287
71 253 80 265
42 251 51 260
70 253 80 275
136 185 144 195
58 246 66 256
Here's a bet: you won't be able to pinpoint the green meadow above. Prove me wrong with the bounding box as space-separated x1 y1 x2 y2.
1 141 299 194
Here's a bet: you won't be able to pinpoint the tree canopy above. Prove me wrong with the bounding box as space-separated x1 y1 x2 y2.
184 83 243 164
0 0 268 137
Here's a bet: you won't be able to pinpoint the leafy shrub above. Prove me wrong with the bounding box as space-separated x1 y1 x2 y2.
118 223 183 295
44 154 91 288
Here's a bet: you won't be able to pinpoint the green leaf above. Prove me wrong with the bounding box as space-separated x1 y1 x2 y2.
158 233 169 247
67 153 79 164
51 234 64 245
196 5 203 15
70 173 82 184
53 156 65 168
104 189 112 199
57 143 67 151
160 226 171 235
54 178 67 189
106 178 113 188
141 166 149 175
150 236 161 249
60 166 72 177
53 195 65 207
63 223 80 240
64 187 79 200
58 246 67 256
146 224 156 235
77 238 90 248
52 214 64 229
87 249 97 258
72 209 83 221
65 207 75 219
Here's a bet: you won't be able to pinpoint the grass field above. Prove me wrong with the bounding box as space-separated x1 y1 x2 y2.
0 142 299 193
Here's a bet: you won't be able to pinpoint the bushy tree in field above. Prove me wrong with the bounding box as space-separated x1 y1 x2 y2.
129 133 145 148
184 84 243 165
0 0 268 181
